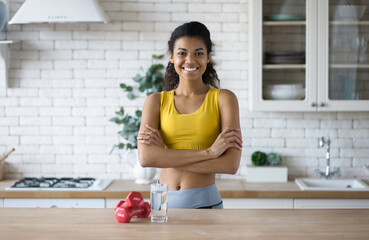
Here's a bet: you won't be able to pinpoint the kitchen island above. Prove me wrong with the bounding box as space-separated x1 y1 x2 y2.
1 208 368 239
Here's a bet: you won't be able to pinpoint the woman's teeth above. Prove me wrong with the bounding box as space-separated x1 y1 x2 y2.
183 67 198 72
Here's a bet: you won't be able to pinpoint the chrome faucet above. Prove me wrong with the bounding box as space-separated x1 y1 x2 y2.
315 136 340 179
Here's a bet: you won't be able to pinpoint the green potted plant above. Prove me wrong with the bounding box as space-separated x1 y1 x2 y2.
110 54 165 184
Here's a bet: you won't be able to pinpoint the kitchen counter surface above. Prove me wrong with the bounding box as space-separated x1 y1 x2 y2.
1 208 368 240
1 179 369 199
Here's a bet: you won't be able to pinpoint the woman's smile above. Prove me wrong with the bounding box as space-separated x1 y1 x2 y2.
182 67 200 72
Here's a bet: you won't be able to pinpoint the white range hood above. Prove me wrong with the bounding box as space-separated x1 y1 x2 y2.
9 0 109 24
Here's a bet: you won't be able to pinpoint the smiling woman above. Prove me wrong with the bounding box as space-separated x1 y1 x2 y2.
137 22 242 209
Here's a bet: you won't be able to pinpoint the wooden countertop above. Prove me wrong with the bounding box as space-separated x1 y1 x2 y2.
1 179 369 199
1 208 368 240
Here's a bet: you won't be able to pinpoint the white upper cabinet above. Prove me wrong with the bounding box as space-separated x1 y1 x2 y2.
0 0 14 88
249 0 369 111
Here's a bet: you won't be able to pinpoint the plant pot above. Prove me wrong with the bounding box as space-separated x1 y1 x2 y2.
246 165 288 183
133 164 156 184
124 149 156 185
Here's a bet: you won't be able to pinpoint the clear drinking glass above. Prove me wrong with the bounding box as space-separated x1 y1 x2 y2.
150 182 168 223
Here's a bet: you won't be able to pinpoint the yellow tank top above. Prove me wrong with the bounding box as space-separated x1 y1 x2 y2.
160 88 221 150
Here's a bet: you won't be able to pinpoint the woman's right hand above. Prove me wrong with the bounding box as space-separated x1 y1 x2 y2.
137 124 165 148
207 127 242 158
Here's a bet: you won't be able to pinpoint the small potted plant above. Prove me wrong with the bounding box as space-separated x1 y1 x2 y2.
110 54 165 184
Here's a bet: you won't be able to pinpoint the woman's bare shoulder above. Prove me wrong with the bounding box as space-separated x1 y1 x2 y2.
219 89 238 104
144 92 161 106
218 89 240 128
141 92 162 127
148 91 162 99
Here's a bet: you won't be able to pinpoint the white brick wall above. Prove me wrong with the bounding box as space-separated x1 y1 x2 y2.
1 0 368 180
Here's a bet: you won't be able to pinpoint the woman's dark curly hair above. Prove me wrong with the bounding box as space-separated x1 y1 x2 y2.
164 21 220 91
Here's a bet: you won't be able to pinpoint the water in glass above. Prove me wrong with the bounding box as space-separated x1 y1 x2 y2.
150 184 168 223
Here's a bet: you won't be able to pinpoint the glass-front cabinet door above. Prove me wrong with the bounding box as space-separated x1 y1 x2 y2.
318 0 369 110
250 0 369 111
250 0 317 111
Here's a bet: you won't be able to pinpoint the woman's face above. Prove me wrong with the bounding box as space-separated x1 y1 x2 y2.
170 36 210 84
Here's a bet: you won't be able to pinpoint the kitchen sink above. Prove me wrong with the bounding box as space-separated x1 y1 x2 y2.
295 178 369 191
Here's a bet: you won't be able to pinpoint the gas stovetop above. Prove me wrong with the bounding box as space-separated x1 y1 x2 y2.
6 177 113 191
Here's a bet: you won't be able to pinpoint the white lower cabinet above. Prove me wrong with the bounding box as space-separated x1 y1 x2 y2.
109 198 295 209
294 199 369 209
222 198 369 209
3 198 105 208
223 198 294 209
3 198 369 209
105 198 150 208
106 198 295 209
106 198 121 208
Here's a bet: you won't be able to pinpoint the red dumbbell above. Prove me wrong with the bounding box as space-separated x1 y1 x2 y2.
114 191 151 223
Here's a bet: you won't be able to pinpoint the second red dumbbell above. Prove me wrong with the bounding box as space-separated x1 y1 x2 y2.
114 191 151 223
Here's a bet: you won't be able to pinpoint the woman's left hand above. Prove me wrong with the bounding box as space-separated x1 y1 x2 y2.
137 124 164 147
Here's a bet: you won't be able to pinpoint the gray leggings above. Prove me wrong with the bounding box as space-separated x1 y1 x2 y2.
168 184 223 209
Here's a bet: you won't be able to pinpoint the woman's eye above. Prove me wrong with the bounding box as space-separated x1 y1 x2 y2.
178 52 186 56
195 52 204 56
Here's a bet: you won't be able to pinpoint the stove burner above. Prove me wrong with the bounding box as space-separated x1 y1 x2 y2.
10 177 96 189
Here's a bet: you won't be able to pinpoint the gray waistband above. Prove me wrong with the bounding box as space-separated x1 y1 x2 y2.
168 184 222 209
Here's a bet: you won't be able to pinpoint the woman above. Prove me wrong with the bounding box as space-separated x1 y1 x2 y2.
137 21 242 209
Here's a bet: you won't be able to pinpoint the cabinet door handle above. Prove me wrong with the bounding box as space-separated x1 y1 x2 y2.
311 102 316 107
319 102 325 107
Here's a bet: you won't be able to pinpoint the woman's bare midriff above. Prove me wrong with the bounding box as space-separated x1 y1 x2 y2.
159 168 215 191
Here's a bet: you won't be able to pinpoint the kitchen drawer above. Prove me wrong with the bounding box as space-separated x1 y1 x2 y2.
223 198 294 209
4 198 105 208
0 198 3 208
105 198 149 208
294 199 369 209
